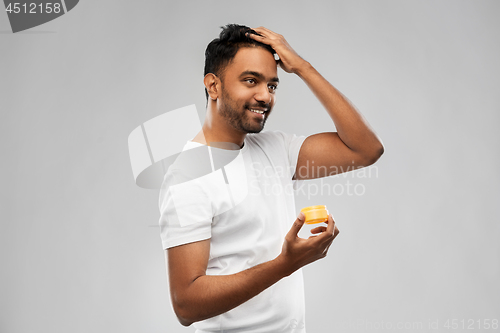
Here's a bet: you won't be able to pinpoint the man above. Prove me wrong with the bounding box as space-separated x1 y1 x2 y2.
159 24 384 332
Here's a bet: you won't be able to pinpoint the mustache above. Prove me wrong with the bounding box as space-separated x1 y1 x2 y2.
245 103 271 111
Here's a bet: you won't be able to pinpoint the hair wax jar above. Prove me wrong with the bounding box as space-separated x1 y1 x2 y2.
301 205 329 224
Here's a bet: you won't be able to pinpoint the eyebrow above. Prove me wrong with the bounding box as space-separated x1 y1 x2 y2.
240 71 279 83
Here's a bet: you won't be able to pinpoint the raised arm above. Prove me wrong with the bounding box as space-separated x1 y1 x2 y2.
166 213 339 326
248 27 384 180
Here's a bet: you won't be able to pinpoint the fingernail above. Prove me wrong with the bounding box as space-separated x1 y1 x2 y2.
298 212 305 221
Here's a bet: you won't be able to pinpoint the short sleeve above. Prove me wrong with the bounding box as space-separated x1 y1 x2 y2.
158 168 213 249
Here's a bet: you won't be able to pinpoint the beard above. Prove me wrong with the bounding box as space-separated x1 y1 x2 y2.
219 86 270 134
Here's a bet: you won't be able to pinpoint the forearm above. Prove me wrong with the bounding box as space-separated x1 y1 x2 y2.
173 256 290 326
296 62 384 160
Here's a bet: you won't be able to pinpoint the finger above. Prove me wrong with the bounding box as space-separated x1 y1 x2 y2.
312 215 334 242
251 27 269 35
247 29 264 38
323 225 340 253
323 239 333 255
286 212 305 238
333 225 340 238
253 26 278 37
322 228 338 253
326 214 335 235
250 27 281 42
246 32 270 44
310 226 327 234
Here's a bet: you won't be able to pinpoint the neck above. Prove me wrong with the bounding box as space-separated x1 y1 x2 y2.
192 100 246 149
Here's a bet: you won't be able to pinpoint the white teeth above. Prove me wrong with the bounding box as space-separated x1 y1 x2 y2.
250 109 265 114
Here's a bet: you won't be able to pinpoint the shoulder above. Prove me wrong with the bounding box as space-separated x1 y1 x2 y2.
246 130 292 148
248 130 289 141
247 130 306 152
161 143 213 186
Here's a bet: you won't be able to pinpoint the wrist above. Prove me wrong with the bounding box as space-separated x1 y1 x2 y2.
273 253 294 277
293 60 313 77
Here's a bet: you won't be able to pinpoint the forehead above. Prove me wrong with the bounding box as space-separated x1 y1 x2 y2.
224 46 278 79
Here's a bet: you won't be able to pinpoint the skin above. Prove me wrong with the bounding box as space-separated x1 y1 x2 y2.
194 45 279 146
167 27 384 326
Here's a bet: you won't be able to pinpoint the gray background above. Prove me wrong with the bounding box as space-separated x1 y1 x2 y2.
1 0 499 332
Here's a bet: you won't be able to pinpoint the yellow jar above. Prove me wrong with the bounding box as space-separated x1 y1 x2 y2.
301 205 329 224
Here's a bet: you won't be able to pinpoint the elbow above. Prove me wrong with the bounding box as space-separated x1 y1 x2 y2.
178 316 194 327
172 293 207 327
362 142 384 166
373 142 385 162
173 302 195 327
170 276 207 326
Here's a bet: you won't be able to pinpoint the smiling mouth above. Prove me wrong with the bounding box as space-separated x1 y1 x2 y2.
247 106 269 115
249 109 265 114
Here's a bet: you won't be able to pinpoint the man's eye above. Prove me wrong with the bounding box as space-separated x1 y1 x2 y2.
246 79 256 84
268 85 278 92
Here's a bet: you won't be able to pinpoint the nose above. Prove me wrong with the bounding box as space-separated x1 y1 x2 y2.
254 84 273 105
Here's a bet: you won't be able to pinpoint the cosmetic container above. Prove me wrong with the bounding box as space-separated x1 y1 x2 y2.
301 205 329 224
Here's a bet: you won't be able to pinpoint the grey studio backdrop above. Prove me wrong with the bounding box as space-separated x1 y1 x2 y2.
1 1 499 332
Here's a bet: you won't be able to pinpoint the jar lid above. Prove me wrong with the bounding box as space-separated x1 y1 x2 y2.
301 205 327 212
301 205 328 224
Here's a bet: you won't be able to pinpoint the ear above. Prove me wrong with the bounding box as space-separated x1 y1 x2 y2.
204 73 220 101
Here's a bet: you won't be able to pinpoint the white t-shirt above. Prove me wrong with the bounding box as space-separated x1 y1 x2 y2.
159 130 307 332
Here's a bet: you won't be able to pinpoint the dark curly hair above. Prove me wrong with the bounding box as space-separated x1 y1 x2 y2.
204 24 276 100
